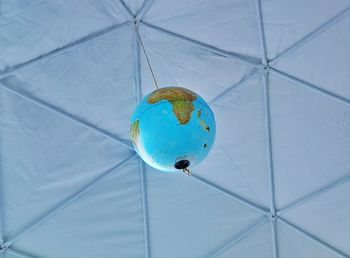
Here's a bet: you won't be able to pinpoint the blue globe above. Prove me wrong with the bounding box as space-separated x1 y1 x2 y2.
130 87 216 173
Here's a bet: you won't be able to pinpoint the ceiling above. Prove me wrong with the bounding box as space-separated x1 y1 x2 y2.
0 0 350 257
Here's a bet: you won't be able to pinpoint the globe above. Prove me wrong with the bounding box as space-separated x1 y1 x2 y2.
130 87 216 173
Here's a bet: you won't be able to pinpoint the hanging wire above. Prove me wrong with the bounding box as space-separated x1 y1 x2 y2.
136 28 192 177
183 168 191 176
136 28 160 90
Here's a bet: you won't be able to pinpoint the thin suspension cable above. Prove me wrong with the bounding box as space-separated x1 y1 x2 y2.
136 28 159 90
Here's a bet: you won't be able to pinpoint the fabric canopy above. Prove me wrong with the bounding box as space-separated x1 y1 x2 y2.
0 0 349 257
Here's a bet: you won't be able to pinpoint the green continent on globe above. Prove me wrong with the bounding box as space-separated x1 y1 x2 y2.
130 120 140 146
147 87 197 125
197 109 210 132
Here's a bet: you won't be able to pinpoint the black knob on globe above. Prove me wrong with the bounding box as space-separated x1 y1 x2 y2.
174 160 190 170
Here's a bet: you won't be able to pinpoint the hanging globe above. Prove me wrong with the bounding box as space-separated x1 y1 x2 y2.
130 87 216 173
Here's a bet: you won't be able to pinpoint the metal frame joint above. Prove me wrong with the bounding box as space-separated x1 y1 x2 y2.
268 210 278 221
132 18 140 28
259 64 270 74
0 243 8 253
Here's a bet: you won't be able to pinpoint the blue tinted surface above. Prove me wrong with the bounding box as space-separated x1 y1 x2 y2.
131 88 216 172
1 1 350 257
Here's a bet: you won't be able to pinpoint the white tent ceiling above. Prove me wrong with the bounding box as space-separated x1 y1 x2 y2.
0 0 349 257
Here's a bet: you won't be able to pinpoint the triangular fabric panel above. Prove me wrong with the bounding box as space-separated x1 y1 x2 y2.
0 0 126 71
269 74 350 209
8 25 135 140
217 222 273 258
138 24 257 101
143 0 261 58
277 220 341 258
196 74 270 209
123 0 145 16
261 0 350 59
0 88 132 239
11 159 145 258
282 180 350 256
274 12 350 99
145 166 263 258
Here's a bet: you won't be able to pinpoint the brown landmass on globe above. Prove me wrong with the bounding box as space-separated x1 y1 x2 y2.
130 119 140 146
197 109 210 132
147 87 197 124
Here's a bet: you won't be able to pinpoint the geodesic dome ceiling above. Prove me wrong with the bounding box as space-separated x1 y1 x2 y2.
0 0 350 257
